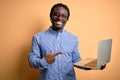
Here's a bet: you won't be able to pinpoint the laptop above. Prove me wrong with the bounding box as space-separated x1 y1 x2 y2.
73 38 112 70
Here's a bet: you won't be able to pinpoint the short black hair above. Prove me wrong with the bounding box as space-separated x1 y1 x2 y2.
50 3 70 20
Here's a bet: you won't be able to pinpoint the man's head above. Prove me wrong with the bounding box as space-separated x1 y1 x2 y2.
50 3 70 31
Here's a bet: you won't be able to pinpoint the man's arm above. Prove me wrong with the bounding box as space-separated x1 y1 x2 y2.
72 37 82 63
28 36 48 70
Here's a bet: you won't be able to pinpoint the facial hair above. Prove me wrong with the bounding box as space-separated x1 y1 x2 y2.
51 26 62 31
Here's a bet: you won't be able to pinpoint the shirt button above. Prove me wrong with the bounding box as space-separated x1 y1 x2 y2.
57 45 59 48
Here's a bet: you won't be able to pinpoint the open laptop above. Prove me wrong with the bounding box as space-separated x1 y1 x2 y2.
74 38 112 70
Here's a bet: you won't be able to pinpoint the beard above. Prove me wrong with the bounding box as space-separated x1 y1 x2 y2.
51 26 63 31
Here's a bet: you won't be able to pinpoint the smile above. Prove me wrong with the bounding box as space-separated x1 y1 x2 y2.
55 21 63 25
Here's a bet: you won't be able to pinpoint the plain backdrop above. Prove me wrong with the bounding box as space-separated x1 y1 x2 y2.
0 0 120 80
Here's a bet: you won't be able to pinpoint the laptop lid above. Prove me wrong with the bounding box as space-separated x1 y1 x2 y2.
97 39 112 69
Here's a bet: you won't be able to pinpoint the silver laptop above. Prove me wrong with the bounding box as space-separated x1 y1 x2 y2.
74 38 112 70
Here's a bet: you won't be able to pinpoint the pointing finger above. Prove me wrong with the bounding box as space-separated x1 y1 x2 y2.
54 52 63 57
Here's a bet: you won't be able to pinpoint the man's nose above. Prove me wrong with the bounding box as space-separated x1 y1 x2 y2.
57 15 62 20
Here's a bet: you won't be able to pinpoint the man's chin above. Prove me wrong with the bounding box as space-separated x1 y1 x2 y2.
51 26 63 31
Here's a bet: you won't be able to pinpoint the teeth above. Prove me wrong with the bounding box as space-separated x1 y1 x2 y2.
56 21 62 25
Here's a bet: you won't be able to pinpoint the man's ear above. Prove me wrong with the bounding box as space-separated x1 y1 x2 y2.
50 17 53 22
67 17 69 21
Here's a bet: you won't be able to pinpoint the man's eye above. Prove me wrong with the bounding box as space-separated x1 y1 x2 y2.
53 13 68 19
54 13 59 16
61 15 68 18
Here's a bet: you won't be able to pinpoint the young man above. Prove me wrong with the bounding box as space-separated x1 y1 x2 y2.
28 3 105 80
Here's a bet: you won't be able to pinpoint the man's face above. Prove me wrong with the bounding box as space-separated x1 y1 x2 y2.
51 7 68 29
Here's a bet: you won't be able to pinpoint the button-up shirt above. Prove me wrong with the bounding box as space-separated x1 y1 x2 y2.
28 28 81 80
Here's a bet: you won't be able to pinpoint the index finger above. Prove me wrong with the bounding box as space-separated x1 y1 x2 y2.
54 52 63 57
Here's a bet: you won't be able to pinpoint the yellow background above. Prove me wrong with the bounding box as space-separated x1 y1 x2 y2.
0 0 120 80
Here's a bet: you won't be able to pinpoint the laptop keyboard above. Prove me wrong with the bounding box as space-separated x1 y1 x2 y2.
84 59 97 68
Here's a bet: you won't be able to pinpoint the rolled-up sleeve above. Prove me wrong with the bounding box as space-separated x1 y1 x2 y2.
28 36 48 70
72 37 82 63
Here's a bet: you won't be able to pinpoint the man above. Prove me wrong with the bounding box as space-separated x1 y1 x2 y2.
28 3 105 80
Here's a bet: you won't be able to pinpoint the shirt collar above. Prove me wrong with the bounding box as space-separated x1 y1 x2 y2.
48 27 65 34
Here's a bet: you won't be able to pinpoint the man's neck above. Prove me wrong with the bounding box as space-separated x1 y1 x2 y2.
51 26 63 32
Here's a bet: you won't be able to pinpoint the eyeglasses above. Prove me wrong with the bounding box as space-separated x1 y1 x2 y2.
53 12 68 19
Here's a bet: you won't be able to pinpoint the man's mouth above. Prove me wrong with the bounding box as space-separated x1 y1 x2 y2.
55 21 63 25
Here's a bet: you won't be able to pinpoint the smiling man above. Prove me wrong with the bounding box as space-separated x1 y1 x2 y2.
28 3 81 80
28 3 107 80
28 3 106 80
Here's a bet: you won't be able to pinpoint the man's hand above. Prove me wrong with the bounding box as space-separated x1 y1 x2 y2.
100 64 106 70
93 63 106 70
45 52 63 64
92 64 106 70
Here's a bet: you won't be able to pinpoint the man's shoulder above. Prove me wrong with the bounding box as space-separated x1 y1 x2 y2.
34 29 48 37
64 30 78 39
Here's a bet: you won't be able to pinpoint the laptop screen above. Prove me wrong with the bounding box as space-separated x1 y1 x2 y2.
97 39 112 69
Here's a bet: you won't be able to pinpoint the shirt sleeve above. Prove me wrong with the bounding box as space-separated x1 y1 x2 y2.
72 37 82 63
28 36 48 70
